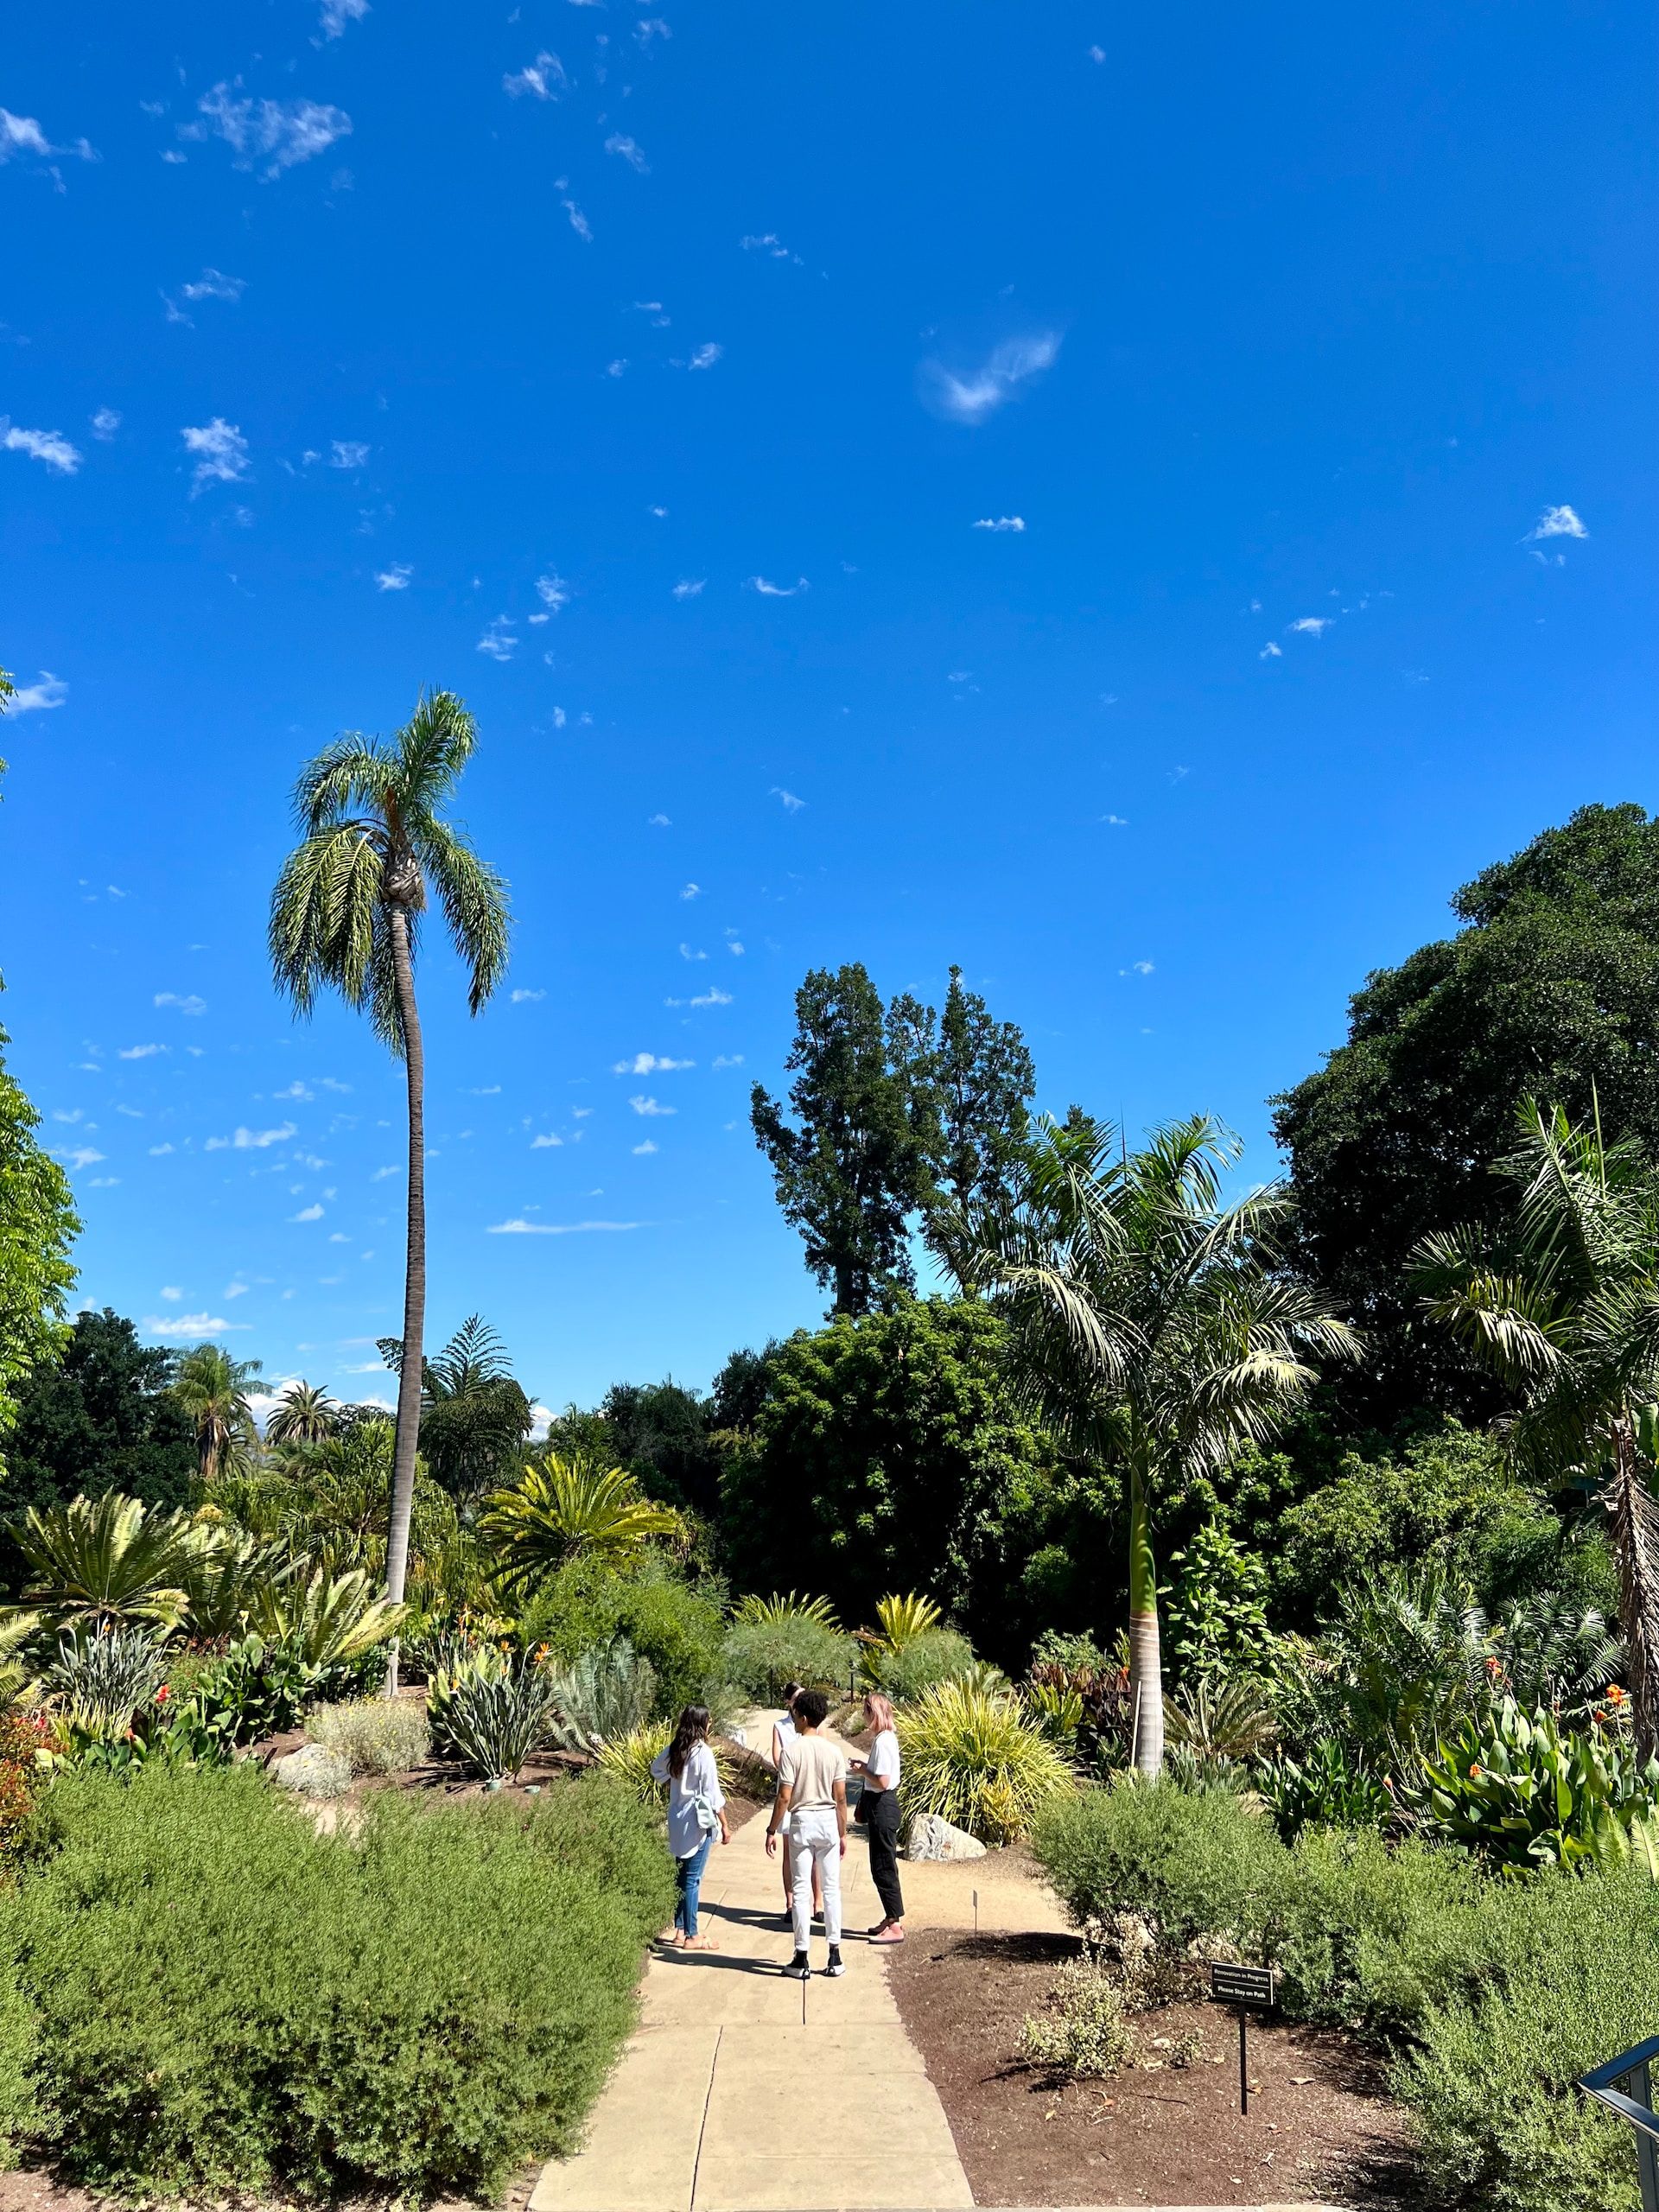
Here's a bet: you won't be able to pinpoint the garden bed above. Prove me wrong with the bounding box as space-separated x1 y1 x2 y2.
887 1929 1421 2209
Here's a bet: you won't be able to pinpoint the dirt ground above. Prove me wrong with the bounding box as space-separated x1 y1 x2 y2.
887 1929 1424 2209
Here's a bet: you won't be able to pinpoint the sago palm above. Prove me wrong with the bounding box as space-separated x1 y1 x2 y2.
268 691 511 1665
15 1492 200 1629
936 1113 1357 1772
1414 1098 1659 1754
264 1379 339 1447
480 1457 683 1591
173 1344 262 1485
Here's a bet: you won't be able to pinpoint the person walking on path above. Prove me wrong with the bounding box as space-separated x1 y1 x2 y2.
652 1705 730 1951
850 1690 906 1942
766 1687 847 1980
770 1683 824 1929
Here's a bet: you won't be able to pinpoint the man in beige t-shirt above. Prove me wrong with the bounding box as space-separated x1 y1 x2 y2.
766 1688 848 1977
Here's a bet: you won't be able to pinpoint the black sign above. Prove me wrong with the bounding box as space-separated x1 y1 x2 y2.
1210 1962 1278 2010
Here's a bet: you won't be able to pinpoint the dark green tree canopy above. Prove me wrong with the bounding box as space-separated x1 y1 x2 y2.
1274 803 1659 1423
0 1020 79 1467
377 1313 532 1506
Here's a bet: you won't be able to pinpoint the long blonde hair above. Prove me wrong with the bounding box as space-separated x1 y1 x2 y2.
864 1691 896 1735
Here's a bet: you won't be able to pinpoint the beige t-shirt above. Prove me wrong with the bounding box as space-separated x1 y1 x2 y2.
780 1731 847 1811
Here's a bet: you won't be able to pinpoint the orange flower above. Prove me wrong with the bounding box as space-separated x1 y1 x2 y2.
1609 1685 1628 1707
1469 1764 1482 1779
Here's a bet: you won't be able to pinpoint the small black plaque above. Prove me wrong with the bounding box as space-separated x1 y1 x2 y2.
1210 1961 1278 2010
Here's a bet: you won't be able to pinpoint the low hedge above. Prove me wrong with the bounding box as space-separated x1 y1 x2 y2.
1033 1779 1656 2212
0 1761 671 2199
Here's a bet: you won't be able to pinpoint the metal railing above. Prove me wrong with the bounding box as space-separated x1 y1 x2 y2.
1578 2038 1659 2212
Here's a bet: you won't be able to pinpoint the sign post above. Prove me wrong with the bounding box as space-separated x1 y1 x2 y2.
1210 1962 1279 2117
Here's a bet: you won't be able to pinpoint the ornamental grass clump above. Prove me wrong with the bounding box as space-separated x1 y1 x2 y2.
308 1695 431 1776
897 1680 1072 1843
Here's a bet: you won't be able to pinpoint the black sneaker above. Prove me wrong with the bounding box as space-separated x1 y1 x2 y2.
787 1950 811 1980
824 1947 846 1978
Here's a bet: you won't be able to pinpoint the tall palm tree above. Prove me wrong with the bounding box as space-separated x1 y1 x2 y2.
1414 1099 1659 1755
173 1344 263 1486
264 1379 340 1448
935 1113 1357 1772
268 692 511 1668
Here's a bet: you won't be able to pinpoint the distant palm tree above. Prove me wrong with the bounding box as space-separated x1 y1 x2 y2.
173 1344 263 1486
480 1458 683 1591
264 1379 340 1448
378 1313 533 1503
268 692 511 1663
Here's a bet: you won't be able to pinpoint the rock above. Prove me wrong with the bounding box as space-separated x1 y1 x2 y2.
903 1812 987 1862
272 1744 353 1801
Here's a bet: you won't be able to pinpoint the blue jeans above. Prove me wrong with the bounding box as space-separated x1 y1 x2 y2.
675 1832 714 1937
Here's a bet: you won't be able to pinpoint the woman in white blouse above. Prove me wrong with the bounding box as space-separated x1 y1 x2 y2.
651 1705 730 1950
851 1690 905 1942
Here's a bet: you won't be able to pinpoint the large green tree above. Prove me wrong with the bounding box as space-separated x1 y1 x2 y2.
269 691 511 1660
172 1344 262 1487
1274 803 1659 1425
378 1313 532 1507
0 1023 79 1478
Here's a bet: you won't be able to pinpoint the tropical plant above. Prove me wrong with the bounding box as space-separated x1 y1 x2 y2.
172 1344 263 1484
269 691 512 1661
896 1678 1073 1842
180 1531 294 1640
934 1113 1358 1770
15 1491 200 1628
1161 1522 1271 1683
1255 1738 1393 1836
251 1563 406 1669
0 1611 42 1713
1027 1675 1086 1751
48 1624 171 1743
594 1723 671 1808
1163 1677 1277 1762
731 1591 841 1630
547 1637 657 1746
1411 1697 1659 1872
480 1458 683 1589
429 1648 572 1781
870 1591 943 1648
1414 1098 1659 1753
264 1379 339 1448
1492 1592 1623 1718
379 1313 533 1504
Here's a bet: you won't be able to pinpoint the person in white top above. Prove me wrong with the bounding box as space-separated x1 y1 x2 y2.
769 1684 823 1929
650 1705 730 1950
850 1690 905 1942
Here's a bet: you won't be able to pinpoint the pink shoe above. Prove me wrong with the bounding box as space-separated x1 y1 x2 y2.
869 1924 906 1944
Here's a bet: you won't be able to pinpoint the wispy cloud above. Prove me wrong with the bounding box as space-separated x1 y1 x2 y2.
672 579 705 599
1287 616 1331 636
1526 503 1587 542
7 671 67 714
771 786 805 811
750 575 808 597
563 196 594 242
181 418 249 492
630 1095 676 1116
1259 642 1282 659
740 232 801 263
145 1311 244 1338
713 1053 744 1069
190 86 352 178
511 988 546 1004
154 992 206 1014
330 439 370 468
320 0 370 37
90 407 121 441
648 812 671 827
2 422 81 474
604 133 648 172
477 615 518 661
0 107 97 173
679 944 706 962
487 1217 645 1235
613 1052 693 1074
535 573 569 613
530 1132 564 1148
118 1043 166 1060
375 563 412 591
680 883 700 900
55 1145 105 1170
972 515 1026 532
505 52 566 99
685 342 722 371
921 333 1061 425
290 1202 325 1222
690 986 733 1007
632 1140 658 1155
206 1122 297 1151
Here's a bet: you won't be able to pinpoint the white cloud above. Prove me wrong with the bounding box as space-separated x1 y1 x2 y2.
630 1095 676 1116
604 133 648 171
371 1164 399 1179
511 988 546 1004
750 575 808 597
972 515 1026 532
180 267 245 303
505 52 566 99
181 418 249 492
375 563 412 591
486 1217 645 1234
144 1311 244 1338
90 407 121 440
690 986 733 1007
679 943 707 962
273 1082 314 1101
1089 42 1106 60
320 0 370 37
713 1053 744 1068
649 505 668 518
921 332 1061 425
740 232 799 262
118 1043 166 1059
1526 503 1587 542
1102 813 1128 826
330 439 370 468
52 1109 86 1124
535 572 569 613
686 343 722 371
0 107 96 169
632 1140 658 1154
205 1122 297 1151
7 671 67 713
565 200 594 243
648 812 671 826
154 992 206 1014
1287 617 1331 636
2 422 81 474
771 786 805 811
672 579 705 599
193 86 352 178
680 883 700 899
148 1142 175 1156
477 615 518 660
290 1202 325 1222
1120 959 1155 976
57 1145 105 1170
614 1052 693 1075
636 16 671 47
727 939 745 956
530 1132 564 1148
1259 642 1282 659
224 1280 250 1298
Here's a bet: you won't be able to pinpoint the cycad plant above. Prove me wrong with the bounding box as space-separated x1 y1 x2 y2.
251 1563 406 1669
16 1493 200 1630
935 1113 1357 1770
480 1457 683 1591
1414 1100 1659 1753
731 1592 842 1630
269 691 511 1663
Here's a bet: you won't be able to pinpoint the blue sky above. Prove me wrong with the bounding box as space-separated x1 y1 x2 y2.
2 2 1654 1421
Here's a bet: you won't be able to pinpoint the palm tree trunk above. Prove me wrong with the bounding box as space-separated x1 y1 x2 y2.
1610 1414 1659 1760
1127 1459 1165 1774
383 905 426 1693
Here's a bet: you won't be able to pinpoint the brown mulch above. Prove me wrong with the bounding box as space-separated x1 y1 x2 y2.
887 1929 1426 2209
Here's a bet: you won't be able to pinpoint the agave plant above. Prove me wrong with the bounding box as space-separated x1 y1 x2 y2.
429 1647 575 1782
480 1457 683 1590
731 1591 841 1630
49 1624 171 1742
547 1637 658 1746
251 1563 406 1668
16 1493 200 1630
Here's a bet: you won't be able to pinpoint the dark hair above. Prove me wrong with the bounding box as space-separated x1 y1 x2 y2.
781 1681 805 1707
793 1688 829 1729
668 1704 711 1780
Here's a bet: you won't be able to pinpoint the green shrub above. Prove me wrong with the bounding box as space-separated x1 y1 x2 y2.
866 1628 976 1702
429 1649 573 1781
1257 1737 1392 1837
720 1611 855 1700
1019 1955 1135 2079
897 1681 1072 1842
518 1557 725 1717
308 1695 431 1776
6 1761 666 2199
1161 1522 1270 1683
1411 1699 1659 1871
1035 1777 1291 1944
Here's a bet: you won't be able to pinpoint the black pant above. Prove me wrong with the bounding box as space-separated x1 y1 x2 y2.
866 1787 905 1922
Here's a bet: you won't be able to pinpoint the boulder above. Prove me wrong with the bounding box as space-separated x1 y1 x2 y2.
272 1744 353 1801
902 1812 987 1862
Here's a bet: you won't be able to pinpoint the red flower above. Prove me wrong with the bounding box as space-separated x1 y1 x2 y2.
156 1684 171 1702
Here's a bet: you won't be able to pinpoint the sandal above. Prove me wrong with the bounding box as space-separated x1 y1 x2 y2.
681 1935 721 1952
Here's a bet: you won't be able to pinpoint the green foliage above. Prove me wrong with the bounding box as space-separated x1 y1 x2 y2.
896 1680 1072 1842
308 1695 431 1775
251 1560 406 1668
5 1762 666 2199
48 1624 169 1741
547 1637 658 1745
1018 1955 1135 2079
731 1589 840 1628
1412 1698 1659 1871
0 1023 79 1482
720 1608 855 1700
1161 1677 1276 1762
187 1632 376 1747
15 1491 198 1628
385 1314 532 1506
595 1724 670 1808
483 1456 683 1589
171 1344 262 1485
1034 1777 1287 1946
429 1646 573 1780
1257 1738 1392 1836
518 1556 727 1717
1161 1522 1269 1681
862 1627 976 1702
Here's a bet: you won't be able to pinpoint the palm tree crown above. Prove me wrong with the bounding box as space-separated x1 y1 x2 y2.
172 1344 263 1486
265 1379 340 1448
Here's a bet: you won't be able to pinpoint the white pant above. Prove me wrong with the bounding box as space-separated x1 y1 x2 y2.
789 1807 842 1948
